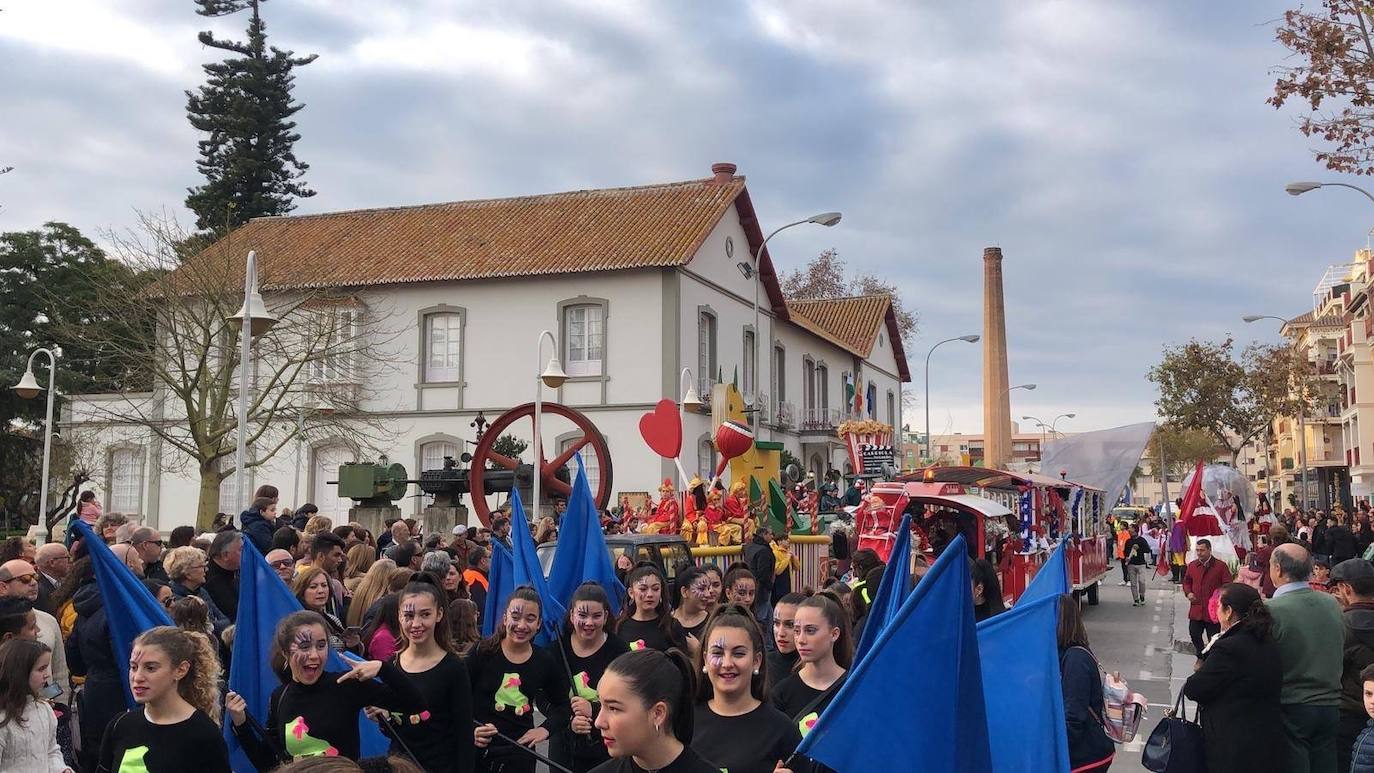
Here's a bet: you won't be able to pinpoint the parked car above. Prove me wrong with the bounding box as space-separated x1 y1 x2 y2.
536 533 694 581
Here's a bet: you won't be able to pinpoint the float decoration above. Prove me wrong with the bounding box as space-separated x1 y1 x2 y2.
838 419 895 475
638 398 689 485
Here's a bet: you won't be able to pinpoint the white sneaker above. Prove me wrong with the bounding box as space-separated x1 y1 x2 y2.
1118 581 1128 586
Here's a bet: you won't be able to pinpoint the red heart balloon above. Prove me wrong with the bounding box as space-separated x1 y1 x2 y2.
639 399 682 459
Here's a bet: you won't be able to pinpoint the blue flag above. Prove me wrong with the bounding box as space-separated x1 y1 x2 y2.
224 537 388 771
482 540 515 637
71 520 172 708
977 595 1071 772
1020 540 1071 605
507 488 566 645
547 453 625 616
853 513 912 662
794 534 991 772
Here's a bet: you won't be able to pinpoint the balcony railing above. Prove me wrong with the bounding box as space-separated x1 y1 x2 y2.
698 378 714 410
776 400 796 430
800 407 841 433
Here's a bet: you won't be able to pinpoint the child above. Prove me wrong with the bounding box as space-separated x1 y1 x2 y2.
0 639 66 772
1354 663 1374 772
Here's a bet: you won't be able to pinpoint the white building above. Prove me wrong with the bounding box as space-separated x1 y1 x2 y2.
66 163 911 530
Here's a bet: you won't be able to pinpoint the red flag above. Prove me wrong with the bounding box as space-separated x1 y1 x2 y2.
1177 459 1206 527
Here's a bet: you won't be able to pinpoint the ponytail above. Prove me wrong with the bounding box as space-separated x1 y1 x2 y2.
797 593 854 669
604 647 697 743
134 626 222 724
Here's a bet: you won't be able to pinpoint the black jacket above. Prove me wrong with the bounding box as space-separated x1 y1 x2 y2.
68 582 127 762
1343 603 1374 717
35 573 57 616
239 507 276 555
1330 525 1360 562
1060 646 1114 769
204 559 240 620
743 535 775 598
1182 624 1286 773
171 580 231 636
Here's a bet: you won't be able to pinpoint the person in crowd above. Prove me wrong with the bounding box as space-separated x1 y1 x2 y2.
767 593 804 688
228 611 424 767
1115 523 1130 586
723 567 758 615
419 551 451 583
33 543 69 616
847 549 881 608
1350 663 1374 773
334 524 363 550
95 512 128 545
1058 594 1115 773
1124 525 1152 607
1326 517 1357 564
167 525 195 551
342 543 374 592
489 516 512 549
842 477 865 508
557 582 629 772
450 598 482 655
692 605 800 773
1332 558 1374 770
165 546 230 638
463 547 490 621
672 566 712 652
240 496 279 555
1312 557 1334 593
144 578 174 608
98 626 228 772
304 515 334 537
468 586 571 773
743 526 776 623
68 553 129 771
1183 538 1232 659
294 566 358 653
1167 516 1188 583
971 558 1005 622
617 564 690 654
391 541 422 573
1182 583 1285 772
1357 515 1374 559
266 549 297 583
0 638 64 772
347 559 397 629
1268 542 1344 771
0 560 69 706
290 503 320 531
169 595 213 639
204 530 242 620
589 648 719 773
363 593 403 661
274 526 304 560
772 533 798 601
769 594 850 740
303 532 349 613
129 526 168 582
386 580 474 773
49 557 90 640
380 521 411 559
440 557 466 600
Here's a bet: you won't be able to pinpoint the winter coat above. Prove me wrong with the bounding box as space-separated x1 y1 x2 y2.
1354 720 1374 773
239 507 276 555
1059 646 1114 770
1183 558 1232 622
743 534 775 596
0 697 66 772
1342 602 1374 718
170 580 230 637
1182 623 1286 773
67 582 125 761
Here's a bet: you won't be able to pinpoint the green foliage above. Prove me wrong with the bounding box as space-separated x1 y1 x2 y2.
491 434 529 469
779 448 802 478
184 0 317 235
1143 424 1228 478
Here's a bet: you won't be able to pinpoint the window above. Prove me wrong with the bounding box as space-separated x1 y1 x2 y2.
817 365 829 414
698 438 716 478
313 444 356 521
773 344 786 402
218 460 241 515
564 304 605 377
424 313 462 382
561 437 600 494
697 310 716 386
109 447 143 514
866 381 877 419
803 358 816 415
742 330 756 398
309 309 360 384
421 441 458 472
887 391 896 425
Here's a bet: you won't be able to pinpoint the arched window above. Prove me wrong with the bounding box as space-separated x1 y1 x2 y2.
108 446 145 515
559 435 601 495
697 438 716 480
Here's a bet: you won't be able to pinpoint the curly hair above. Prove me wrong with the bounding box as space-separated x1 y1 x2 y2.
133 626 222 724
304 515 333 536
164 546 206 583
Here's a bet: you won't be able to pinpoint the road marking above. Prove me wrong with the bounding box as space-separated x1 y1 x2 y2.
1153 614 1160 622
1139 669 1152 680
1144 645 1155 657
1151 625 1159 634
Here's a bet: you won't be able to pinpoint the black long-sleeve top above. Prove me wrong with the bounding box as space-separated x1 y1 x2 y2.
465 642 571 740
388 652 475 773
550 633 630 765
234 661 425 767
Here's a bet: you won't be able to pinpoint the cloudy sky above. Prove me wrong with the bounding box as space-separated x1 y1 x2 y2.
2 0 1366 436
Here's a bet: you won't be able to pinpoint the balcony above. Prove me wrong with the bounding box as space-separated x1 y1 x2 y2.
776 401 796 430
800 407 841 434
697 378 715 410
1282 457 1295 470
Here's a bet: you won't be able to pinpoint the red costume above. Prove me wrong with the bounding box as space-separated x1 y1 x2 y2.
643 479 680 535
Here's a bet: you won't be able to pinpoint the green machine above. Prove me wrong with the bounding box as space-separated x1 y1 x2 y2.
333 457 410 508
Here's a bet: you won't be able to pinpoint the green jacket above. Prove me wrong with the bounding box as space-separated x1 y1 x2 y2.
1269 587 1344 706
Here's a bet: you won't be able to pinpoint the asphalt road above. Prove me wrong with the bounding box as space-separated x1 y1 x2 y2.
1081 565 1194 772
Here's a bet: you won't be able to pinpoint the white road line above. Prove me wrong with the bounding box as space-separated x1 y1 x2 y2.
1144 645 1155 658
1151 625 1159 634
1139 669 1152 680
1153 615 1160 622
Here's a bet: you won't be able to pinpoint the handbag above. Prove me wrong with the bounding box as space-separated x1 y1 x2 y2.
1141 693 1206 773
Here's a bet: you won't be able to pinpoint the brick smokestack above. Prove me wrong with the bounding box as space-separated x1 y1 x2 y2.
982 247 1011 470
711 162 738 185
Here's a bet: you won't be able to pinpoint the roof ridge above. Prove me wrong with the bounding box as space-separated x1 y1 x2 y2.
787 293 892 305
249 175 744 223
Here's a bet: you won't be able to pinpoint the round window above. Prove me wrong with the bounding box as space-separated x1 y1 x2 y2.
725 236 735 258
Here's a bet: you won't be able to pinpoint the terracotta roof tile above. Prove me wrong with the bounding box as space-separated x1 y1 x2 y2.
786 295 912 381
184 176 748 290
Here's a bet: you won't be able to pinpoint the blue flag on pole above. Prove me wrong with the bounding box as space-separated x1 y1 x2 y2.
977 594 1072 772
547 453 625 615
507 488 565 645
794 534 991 772
1020 540 1071 605
853 513 912 662
223 537 388 771
482 540 515 637
71 520 172 708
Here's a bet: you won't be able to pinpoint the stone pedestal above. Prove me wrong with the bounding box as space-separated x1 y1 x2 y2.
349 505 402 538
422 504 468 540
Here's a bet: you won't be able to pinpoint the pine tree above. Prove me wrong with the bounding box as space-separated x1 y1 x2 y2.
185 0 317 235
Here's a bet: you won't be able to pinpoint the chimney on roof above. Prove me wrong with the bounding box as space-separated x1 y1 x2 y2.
711 162 738 185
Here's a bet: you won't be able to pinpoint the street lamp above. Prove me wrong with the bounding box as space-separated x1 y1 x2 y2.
748 212 843 417
13 348 58 527
673 368 700 487
1051 413 1076 435
530 330 567 522
1285 181 1374 206
227 250 279 514
924 334 979 462
1244 313 1305 509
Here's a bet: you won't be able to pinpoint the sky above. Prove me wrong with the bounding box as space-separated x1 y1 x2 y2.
2 0 1369 436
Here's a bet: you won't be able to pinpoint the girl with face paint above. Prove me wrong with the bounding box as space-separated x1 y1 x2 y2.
691 606 801 773
227 611 424 768
671 566 712 657
98 626 230 772
616 565 690 655
551 582 629 772
386 581 474 773
466 586 572 773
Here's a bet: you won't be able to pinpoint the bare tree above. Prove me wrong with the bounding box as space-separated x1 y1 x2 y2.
59 213 403 529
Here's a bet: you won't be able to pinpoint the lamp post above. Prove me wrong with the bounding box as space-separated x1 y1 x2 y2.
1244 313 1305 509
1050 413 1076 436
13 348 58 525
226 251 279 514
994 384 1035 469
677 368 701 487
924 334 980 463
531 330 568 522
1022 415 1048 452
1285 180 1374 206
741 212 842 421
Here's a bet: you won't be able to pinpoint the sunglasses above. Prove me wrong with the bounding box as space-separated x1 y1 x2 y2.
269 559 295 568
137 539 164 547
4 574 35 584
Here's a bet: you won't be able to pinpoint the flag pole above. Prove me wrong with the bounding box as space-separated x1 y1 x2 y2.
474 720 575 773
